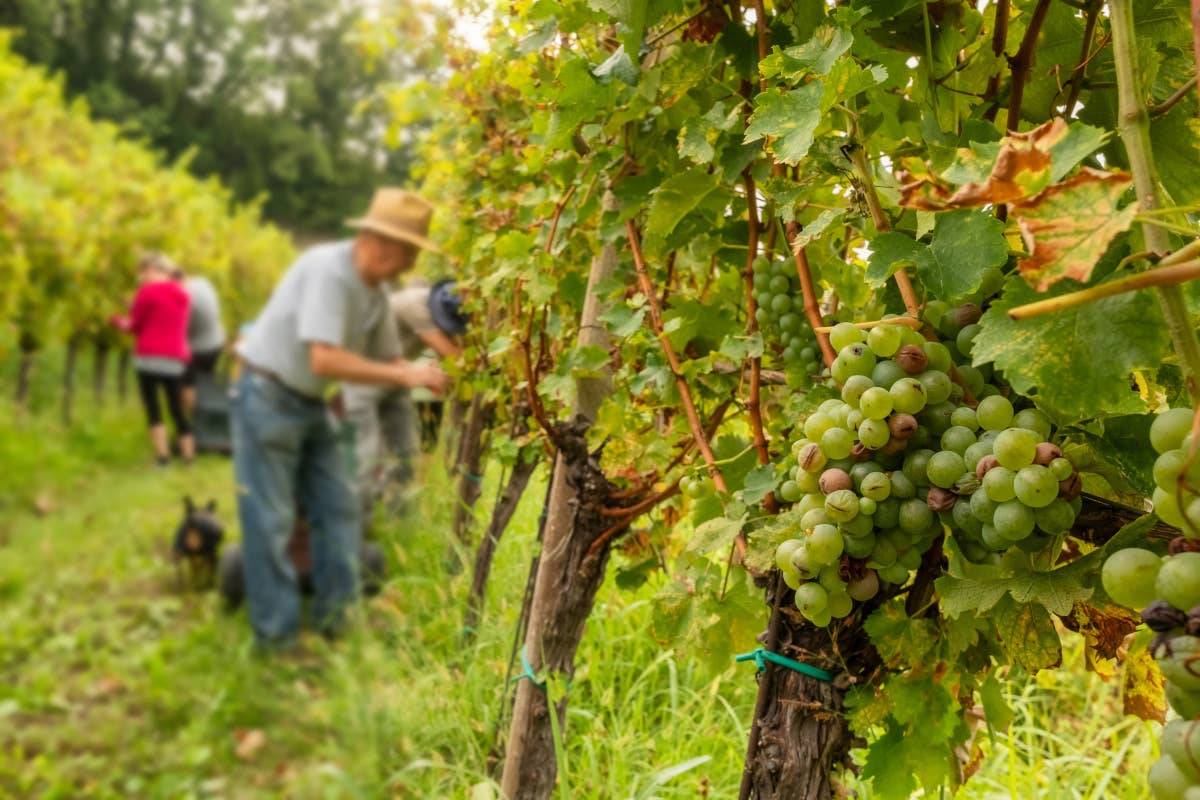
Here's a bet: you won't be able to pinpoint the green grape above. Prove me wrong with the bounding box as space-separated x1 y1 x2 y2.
1161 719 1200 781
830 355 853 384
779 312 802 333
919 370 954 405
976 395 1014 431
775 538 805 571
858 418 891 449
849 460 885 488
1167 681 1200 720
983 466 1017 502
820 427 855 461
1155 636 1200 692
889 471 917 499
871 359 907 389
970 488 999 523
1155 449 1190 492
980 523 1008 551
801 508 831 530
890 378 928 414
920 402 957 437
794 582 829 616
843 531 876 558
795 469 822 494
878 561 911 585
752 255 771 273
940 425 977 455
778 479 803 504
957 365 985 398
790 544 817 578
921 340 952 373
780 564 803 589
859 387 894 420
839 343 876 377
1157 552 1200 612
795 492 825 517
1013 464 1058 508
818 563 848 592
818 398 844 415
867 324 903 357
846 408 865 431
860 471 892 501
1101 547 1162 609
951 406 979 431
1034 498 1076 534
993 428 1039 470
1154 487 1186 528
830 403 853 429
858 496 877 515
963 441 993 472
1012 408 1052 440
841 374 874 406
902 449 934 487
684 476 708 499
956 323 980 357
829 321 867 351
899 326 926 348
927 450 967 489
977 429 1000 446
771 294 793 314
824 490 860 523
827 590 853 618
898 498 934 534
873 498 901 528
768 274 790 293
923 299 949 328
992 500 1035 541
952 498 984 536
1152 408 1197 455
797 442 827 473
869 535 898 567
840 513 873 538
1049 456 1075 482
898 547 923 570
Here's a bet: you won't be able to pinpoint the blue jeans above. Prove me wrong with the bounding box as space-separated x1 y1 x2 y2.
230 371 361 646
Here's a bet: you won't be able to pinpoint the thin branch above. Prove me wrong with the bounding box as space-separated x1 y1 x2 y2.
813 317 924 333
1007 0 1053 132
626 220 729 492
545 184 577 254
984 0 1012 116
785 224 836 367
1007 258 1200 320
743 171 772 474
1062 2 1104 114
1149 76 1199 118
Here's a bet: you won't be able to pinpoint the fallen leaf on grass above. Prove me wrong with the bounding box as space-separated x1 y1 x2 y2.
234 728 267 761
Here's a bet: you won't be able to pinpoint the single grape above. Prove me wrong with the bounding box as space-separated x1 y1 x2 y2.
1100 548 1162 610
1160 719 1200 782
922 340 952 373
956 364 985 398
993 428 1039 470
878 561 911 585
821 427 855 461
804 412 836 441
858 418 891 450
824 490 860 523
873 498 901 528
976 395 1014 431
843 530 876 559
1013 464 1058 508
956 323 980 357
800 507 831 531
951 406 979 431
752 255 771 274
871 359 907 390
827 590 854 619
889 471 917 499
902 449 934 487
794 582 829 616
940 425 977 455
983 466 1017 502
992 500 1035 541
859 387 894 420
1152 408 1196 454
1012 408 1052 440
841 374 874 406
860 471 892 501
952 497 984 536
927 450 967 489
1155 636 1200 692
790 544 816 578
768 274 790 294
1154 487 1186 528
963 441 993 473
847 570 880 601
970 488 999 523
1157 552 1200 612
920 402 957 438
918 370 953 406
858 496 877 515
1034 498 1076 534
797 442 827 473
898 498 934 534
775 538 805 571
1049 456 1075 482
890 378 928 414
867 324 903 357
778 479 803 504
829 321 867 351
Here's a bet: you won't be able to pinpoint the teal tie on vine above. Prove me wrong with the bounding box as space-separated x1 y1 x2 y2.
511 648 573 692
735 647 834 682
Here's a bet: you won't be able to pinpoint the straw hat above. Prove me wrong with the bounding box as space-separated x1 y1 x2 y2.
346 188 439 252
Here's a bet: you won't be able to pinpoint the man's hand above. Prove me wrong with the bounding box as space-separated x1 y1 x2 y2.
392 360 449 395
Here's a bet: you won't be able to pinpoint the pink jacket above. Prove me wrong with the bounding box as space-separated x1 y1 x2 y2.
113 280 191 361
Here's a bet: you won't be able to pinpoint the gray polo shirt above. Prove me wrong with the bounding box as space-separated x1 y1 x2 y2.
237 240 401 398
185 276 226 353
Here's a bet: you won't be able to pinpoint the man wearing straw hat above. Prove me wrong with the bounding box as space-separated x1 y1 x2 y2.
232 188 447 649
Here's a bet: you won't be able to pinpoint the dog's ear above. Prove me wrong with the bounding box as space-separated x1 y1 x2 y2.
184 496 195 514
205 499 217 513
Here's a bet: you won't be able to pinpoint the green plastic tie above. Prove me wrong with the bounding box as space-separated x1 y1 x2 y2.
735 648 834 682
511 647 546 689
463 471 484 484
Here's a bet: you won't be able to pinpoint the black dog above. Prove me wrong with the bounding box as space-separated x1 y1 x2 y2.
174 497 224 590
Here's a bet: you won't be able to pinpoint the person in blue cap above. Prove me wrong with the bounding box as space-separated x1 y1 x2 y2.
341 277 468 521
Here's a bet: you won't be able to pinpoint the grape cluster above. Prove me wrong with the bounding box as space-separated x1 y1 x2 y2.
1100 407 1200 800
751 255 821 381
773 315 1083 627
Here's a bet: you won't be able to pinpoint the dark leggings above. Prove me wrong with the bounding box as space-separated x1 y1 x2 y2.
136 370 192 435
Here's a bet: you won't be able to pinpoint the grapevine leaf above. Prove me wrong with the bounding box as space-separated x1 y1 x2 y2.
1079 413 1157 497
992 596 1062 673
650 580 696 645
935 575 1010 617
844 685 893 738
1122 633 1167 722
860 726 919 799
743 83 824 165
1012 169 1137 290
978 675 1015 733
741 465 778 505
717 332 764 361
865 231 922 286
743 508 803 574
1048 122 1109 182
821 59 887 111
973 275 1169 423
1152 104 1200 206
792 208 846 249
592 46 638 85
645 167 722 239
915 210 1009 303
863 600 938 666
759 26 853 79
687 511 746 556
1004 570 1095 617
1064 603 1139 677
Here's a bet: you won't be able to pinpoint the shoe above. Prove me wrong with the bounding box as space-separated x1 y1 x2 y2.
156 455 170 468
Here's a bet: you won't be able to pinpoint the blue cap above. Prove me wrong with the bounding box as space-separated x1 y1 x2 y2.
428 279 468 336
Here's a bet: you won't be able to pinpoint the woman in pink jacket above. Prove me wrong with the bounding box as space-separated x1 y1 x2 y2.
112 253 195 465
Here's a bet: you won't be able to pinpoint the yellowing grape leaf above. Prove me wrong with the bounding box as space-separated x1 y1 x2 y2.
1123 639 1166 722
1012 168 1137 290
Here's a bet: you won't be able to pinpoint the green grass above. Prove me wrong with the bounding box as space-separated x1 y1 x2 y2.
0 341 1163 798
